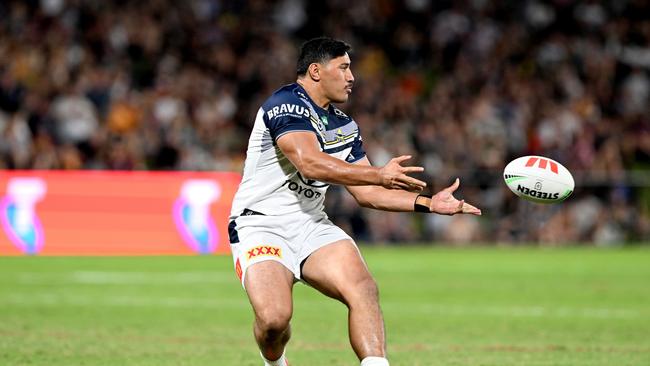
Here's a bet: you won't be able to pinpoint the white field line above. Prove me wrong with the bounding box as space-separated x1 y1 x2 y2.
380 303 641 320
2 293 244 308
15 271 235 285
0 292 643 320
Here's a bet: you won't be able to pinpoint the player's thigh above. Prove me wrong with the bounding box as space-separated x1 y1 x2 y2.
245 260 295 324
229 224 297 322
301 239 376 303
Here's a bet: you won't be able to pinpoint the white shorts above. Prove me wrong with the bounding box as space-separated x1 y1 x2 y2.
228 212 354 287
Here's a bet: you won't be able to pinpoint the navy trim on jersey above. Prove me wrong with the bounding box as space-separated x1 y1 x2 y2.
261 83 366 162
228 220 239 243
347 155 365 163
275 129 316 142
267 117 312 142
348 137 365 162
262 84 313 142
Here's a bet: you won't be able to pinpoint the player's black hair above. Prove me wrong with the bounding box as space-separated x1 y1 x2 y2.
296 37 351 76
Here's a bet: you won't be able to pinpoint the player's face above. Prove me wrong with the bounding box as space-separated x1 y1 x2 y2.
320 53 354 104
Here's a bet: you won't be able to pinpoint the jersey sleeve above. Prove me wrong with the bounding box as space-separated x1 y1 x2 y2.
263 103 314 142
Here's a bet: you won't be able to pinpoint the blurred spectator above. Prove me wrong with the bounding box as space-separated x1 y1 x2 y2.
0 0 649 244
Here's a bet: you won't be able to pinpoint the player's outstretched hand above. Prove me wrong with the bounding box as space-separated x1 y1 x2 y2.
430 178 482 215
378 155 427 191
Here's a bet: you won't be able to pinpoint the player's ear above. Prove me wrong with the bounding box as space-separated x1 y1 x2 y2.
308 63 321 81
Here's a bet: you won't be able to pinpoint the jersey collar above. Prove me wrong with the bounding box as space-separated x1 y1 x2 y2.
293 82 332 115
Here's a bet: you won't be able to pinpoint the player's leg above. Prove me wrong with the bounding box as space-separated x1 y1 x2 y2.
300 240 387 363
244 260 295 364
230 215 297 365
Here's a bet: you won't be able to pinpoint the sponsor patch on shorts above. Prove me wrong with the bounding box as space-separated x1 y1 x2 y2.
235 258 243 281
247 245 282 260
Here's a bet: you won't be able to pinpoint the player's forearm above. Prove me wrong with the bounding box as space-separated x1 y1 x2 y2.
300 153 382 186
356 187 422 212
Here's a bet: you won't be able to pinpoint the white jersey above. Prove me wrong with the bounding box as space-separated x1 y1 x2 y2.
229 83 366 220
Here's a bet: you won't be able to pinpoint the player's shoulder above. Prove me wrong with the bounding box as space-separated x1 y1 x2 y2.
262 83 312 121
262 83 308 110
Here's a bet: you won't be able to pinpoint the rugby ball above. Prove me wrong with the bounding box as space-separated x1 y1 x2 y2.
503 156 574 204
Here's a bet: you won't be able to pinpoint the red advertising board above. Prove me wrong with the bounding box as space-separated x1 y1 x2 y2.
0 171 240 256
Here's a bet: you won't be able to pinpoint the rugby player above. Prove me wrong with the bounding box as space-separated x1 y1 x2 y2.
228 37 481 366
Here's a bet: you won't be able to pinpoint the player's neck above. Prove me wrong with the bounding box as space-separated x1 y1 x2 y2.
296 79 330 110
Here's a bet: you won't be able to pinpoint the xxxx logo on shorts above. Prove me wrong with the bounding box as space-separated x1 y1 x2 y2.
247 245 282 260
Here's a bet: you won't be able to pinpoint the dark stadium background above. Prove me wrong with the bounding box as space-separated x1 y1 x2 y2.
1 0 649 245
2 2 650 366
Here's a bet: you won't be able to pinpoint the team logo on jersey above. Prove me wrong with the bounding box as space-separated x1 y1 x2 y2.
320 121 359 149
247 245 282 260
266 104 310 120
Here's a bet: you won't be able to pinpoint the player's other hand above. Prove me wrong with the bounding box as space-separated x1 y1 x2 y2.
430 178 482 215
378 155 427 191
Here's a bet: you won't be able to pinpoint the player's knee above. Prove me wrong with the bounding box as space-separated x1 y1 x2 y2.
344 275 379 306
358 276 379 300
256 307 292 335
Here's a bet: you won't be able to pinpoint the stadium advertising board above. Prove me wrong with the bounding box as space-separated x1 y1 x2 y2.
0 171 240 256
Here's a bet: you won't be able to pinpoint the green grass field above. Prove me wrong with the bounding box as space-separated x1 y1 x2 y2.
1 247 649 366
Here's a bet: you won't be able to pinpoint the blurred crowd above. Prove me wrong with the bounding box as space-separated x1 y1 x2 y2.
1 0 649 244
